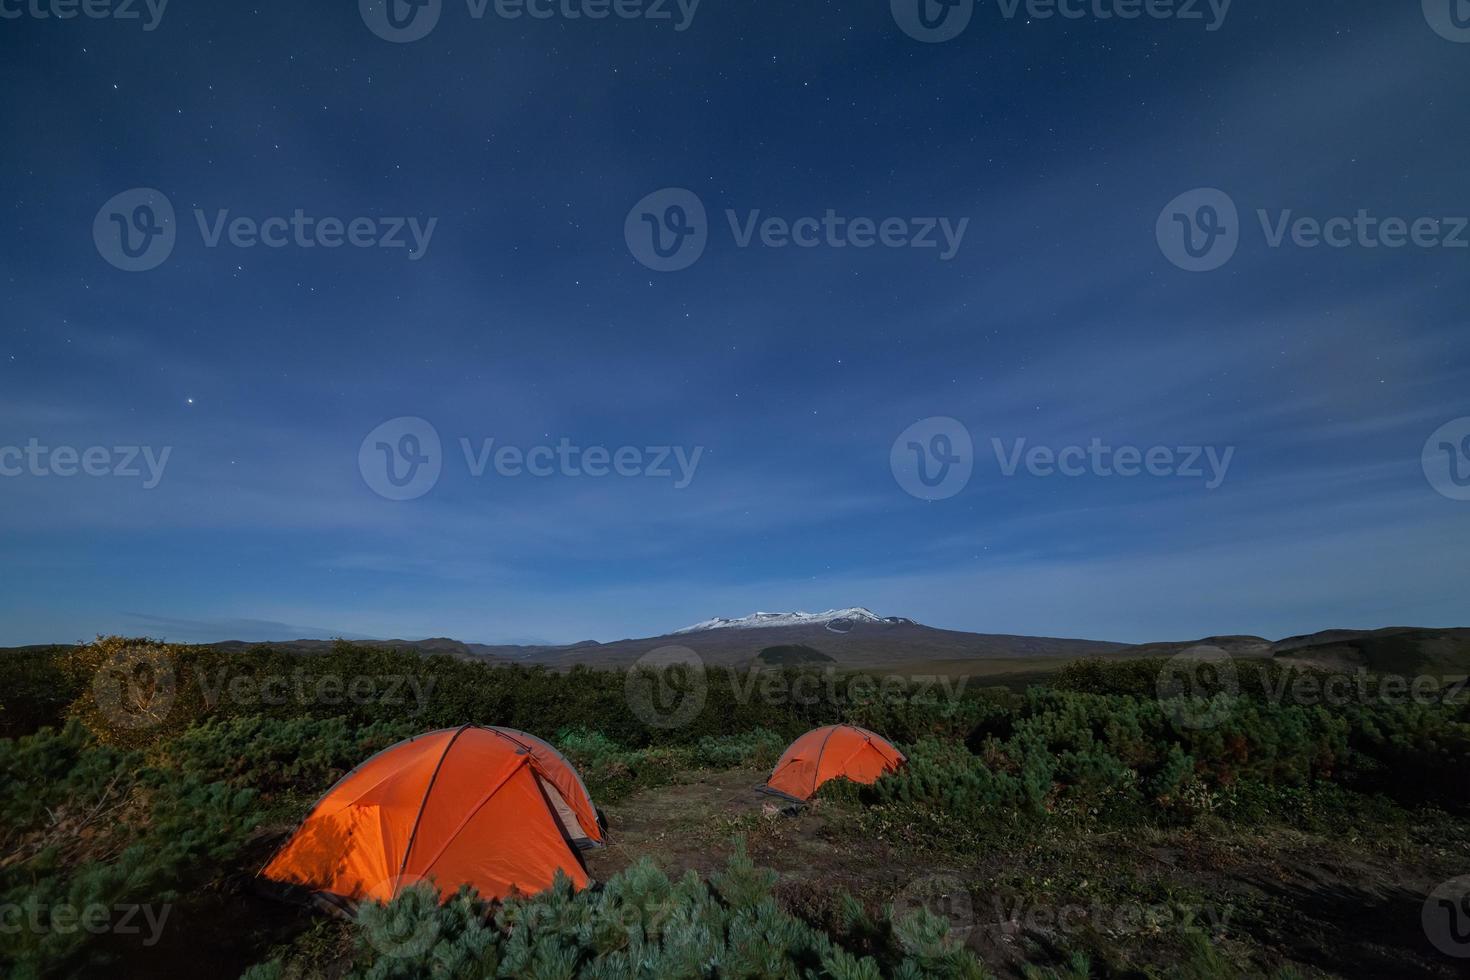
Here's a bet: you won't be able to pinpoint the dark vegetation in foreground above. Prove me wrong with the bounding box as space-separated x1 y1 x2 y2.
0 638 1467 978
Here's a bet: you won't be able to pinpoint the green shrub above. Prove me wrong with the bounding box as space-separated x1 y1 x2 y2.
160 715 421 801
246 844 989 979
0 722 262 978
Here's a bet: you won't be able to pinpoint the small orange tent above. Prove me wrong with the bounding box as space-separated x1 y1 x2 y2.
261 725 601 908
763 724 906 801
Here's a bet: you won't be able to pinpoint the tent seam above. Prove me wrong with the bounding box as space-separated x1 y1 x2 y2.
413 754 534 883
256 728 455 885
394 724 473 895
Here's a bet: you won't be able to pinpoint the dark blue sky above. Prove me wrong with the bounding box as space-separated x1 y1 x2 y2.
2 1 1467 646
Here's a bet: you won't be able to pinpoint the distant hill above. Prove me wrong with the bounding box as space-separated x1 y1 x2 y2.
167 608 1132 674
0 610 1129 674
5 612 1465 678
518 612 1132 673
1123 627 1470 678
1118 635 1277 660
1270 627 1470 676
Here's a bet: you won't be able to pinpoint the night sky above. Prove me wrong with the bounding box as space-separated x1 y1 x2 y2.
2 1 1467 646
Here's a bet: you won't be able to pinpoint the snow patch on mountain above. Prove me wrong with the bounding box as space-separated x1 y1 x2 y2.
674 608 908 634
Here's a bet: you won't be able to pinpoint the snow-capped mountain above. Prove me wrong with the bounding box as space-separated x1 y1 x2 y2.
673 607 911 635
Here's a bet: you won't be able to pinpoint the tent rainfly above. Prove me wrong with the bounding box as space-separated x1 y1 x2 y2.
261 725 603 909
763 724 906 802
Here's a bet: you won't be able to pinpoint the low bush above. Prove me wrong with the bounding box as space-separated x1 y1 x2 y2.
0 722 262 978
243 844 990 979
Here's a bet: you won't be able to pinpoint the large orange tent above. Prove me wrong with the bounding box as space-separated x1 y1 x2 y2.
261 725 602 909
763 724 906 801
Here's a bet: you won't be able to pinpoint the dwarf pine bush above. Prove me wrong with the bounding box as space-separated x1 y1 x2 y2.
162 714 421 798
247 844 988 980
555 727 789 802
863 685 1363 822
0 722 262 978
693 727 785 769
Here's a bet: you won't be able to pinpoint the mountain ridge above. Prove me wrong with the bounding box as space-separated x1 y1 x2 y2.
673 607 912 634
7 616 1466 677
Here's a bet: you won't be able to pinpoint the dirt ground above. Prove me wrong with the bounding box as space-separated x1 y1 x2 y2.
583 770 1470 979
584 769 1094 977
585 769 957 898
